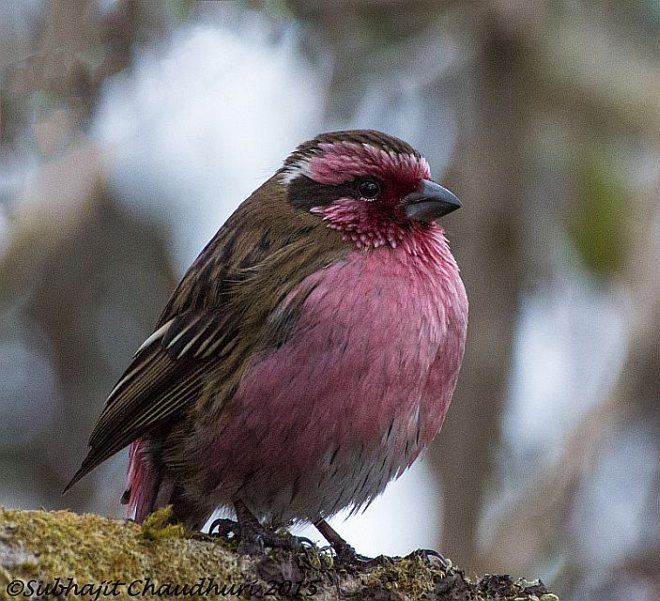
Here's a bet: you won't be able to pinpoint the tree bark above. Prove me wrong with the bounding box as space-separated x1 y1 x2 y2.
0 507 558 601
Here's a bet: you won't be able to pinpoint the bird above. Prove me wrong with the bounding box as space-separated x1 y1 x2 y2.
65 129 468 559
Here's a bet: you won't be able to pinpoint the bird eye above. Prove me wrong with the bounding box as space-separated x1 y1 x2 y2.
358 179 381 199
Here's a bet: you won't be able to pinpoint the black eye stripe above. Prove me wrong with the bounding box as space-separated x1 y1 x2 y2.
287 176 354 209
287 176 381 209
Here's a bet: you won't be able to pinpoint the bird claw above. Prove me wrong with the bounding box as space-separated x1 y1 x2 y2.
236 531 268 555
332 542 392 569
238 528 312 555
208 518 238 539
205 517 409 569
206 518 311 555
332 546 447 570
405 548 451 569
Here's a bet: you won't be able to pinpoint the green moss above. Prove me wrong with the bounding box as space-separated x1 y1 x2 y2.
17 561 38 575
140 506 188 541
0 507 244 600
367 556 440 598
0 508 558 600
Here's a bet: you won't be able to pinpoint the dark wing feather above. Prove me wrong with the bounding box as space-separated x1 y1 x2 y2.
90 311 227 446
64 312 224 492
64 176 347 493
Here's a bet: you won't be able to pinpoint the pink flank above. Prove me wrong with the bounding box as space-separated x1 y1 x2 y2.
126 439 157 522
191 223 468 523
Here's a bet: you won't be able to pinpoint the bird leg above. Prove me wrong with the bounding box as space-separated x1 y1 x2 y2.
314 519 446 569
231 500 312 555
314 518 389 567
234 499 273 554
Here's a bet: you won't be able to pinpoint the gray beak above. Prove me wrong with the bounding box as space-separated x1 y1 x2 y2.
403 179 461 222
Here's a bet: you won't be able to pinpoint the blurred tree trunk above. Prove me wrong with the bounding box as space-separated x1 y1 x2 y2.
458 0 660 590
480 187 660 584
0 144 177 515
430 6 528 573
0 0 177 514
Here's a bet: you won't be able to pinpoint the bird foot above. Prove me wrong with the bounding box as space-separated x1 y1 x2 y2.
206 518 313 555
332 541 392 569
404 548 452 569
207 518 238 539
190 518 236 543
237 525 314 556
332 547 446 571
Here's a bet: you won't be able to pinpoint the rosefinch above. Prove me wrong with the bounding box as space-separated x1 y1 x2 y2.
66 130 468 559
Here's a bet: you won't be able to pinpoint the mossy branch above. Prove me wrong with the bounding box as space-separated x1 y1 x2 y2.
0 507 557 600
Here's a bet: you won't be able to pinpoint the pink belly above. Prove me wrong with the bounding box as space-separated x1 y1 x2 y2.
200 243 467 522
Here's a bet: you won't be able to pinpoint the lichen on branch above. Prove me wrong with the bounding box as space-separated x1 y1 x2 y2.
0 507 558 600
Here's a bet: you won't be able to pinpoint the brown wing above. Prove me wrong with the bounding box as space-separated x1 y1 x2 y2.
64 177 347 491
63 311 227 491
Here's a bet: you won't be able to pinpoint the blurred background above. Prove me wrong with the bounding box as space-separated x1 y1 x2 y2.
0 1 658 599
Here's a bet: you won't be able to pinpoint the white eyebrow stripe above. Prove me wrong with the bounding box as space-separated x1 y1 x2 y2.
279 160 313 184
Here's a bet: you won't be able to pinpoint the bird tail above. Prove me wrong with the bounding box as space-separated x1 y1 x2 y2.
122 439 161 523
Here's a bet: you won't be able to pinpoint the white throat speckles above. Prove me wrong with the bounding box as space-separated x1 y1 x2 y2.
311 198 450 260
311 203 405 250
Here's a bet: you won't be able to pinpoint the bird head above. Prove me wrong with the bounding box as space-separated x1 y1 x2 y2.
280 130 460 249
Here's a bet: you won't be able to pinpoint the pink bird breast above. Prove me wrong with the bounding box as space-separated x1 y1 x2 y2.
201 225 468 523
